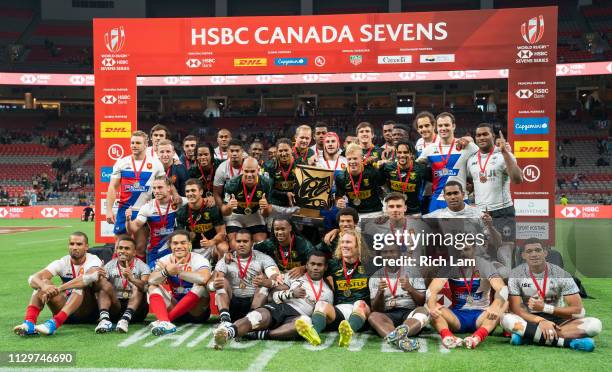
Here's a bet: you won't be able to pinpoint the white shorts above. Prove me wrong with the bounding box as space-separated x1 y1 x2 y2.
225 211 266 230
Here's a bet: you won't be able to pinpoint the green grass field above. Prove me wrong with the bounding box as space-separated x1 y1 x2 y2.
0 218 610 371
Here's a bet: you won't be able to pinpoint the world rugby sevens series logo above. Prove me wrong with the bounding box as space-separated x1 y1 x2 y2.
521 15 544 45
104 26 126 53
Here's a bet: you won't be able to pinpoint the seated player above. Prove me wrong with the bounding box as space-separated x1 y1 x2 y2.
296 229 370 347
427 244 508 349
254 218 313 275
147 230 212 336
213 250 333 348
126 176 185 268
213 230 280 323
501 238 602 352
14 232 102 336
176 178 228 263
368 245 429 351
94 236 150 333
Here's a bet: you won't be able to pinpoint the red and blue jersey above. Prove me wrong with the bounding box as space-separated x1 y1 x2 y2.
111 155 165 211
136 198 185 267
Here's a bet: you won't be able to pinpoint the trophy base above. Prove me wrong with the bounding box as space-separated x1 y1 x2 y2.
294 208 322 219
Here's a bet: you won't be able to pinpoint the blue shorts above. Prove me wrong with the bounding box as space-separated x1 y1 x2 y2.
450 308 483 333
113 207 139 235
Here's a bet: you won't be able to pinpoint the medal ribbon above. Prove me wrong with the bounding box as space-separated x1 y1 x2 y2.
130 155 147 185
363 146 374 163
242 177 258 210
278 234 295 268
237 253 253 280
155 197 172 226
293 147 308 163
529 266 548 299
117 259 136 290
438 139 456 169
342 258 360 289
397 161 414 193
384 268 401 297
198 162 214 192
348 170 364 201
325 155 340 172
188 203 204 231
459 267 476 297
306 272 324 302
173 253 191 290
279 159 294 184
70 257 86 279
477 148 495 176
229 162 243 177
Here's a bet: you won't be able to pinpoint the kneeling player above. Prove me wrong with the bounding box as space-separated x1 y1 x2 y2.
502 238 602 351
95 236 150 333
147 230 212 336
427 245 508 349
296 229 370 347
14 232 102 336
368 245 429 351
213 230 280 323
213 250 333 348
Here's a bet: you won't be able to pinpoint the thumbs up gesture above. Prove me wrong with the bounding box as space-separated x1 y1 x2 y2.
259 193 269 210
292 282 307 299
228 194 238 209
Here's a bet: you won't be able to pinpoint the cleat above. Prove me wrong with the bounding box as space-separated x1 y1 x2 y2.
115 319 129 333
151 321 176 336
242 331 259 341
337 320 353 348
35 319 57 336
385 324 409 345
442 335 463 349
397 337 419 352
510 333 523 345
569 338 595 352
213 325 230 350
14 321 37 336
464 335 481 349
95 319 113 334
295 318 321 346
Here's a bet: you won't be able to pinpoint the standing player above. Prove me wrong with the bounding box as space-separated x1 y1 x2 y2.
391 124 410 148
254 218 314 273
296 230 370 347
314 132 348 176
189 143 221 203
264 138 298 208
14 232 102 336
356 122 382 164
502 238 601 351
380 141 429 216
94 236 150 333
158 139 189 197
221 157 273 248
380 120 396 160
147 124 180 161
106 130 165 260
293 125 315 165
213 251 333 348
214 129 232 161
249 141 266 168
147 230 212 335
427 244 508 349
126 176 185 268
414 111 437 156
213 230 280 323
368 245 429 351
213 139 246 207
335 144 383 218
176 178 228 263
417 112 478 212
310 122 328 161
179 135 198 171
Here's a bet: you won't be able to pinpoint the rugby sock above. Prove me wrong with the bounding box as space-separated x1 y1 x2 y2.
348 312 365 331
228 324 237 339
523 322 572 348
168 292 199 321
219 309 231 322
440 328 454 339
149 294 170 321
473 327 489 342
99 309 110 321
311 311 327 333
25 305 41 323
121 308 134 322
255 330 270 340
53 311 68 328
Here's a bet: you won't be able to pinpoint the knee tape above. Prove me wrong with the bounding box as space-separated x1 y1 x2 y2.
408 310 430 326
246 311 263 328
501 313 525 333
578 317 602 337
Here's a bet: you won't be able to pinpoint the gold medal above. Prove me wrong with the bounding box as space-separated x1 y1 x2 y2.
353 198 361 206
281 181 290 189
389 298 397 308
122 291 129 299
244 207 252 215
239 280 247 289
343 289 352 297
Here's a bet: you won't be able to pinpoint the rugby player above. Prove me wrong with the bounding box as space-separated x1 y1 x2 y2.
176 178 228 262
310 121 328 160
106 130 165 260
391 124 410 147
314 132 347 175
501 238 602 351
380 120 396 157
213 230 280 323
414 111 437 156
157 139 189 197
355 121 382 164
94 236 150 333
14 232 102 336
264 138 298 208
317 207 359 255
214 129 232 160
248 140 265 168
213 139 246 207
188 142 221 203
147 230 212 335
213 250 333 348
179 135 198 171
293 125 315 165
147 124 180 161
296 229 370 347
254 218 314 273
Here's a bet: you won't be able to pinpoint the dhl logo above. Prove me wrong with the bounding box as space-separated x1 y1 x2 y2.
233 58 267 67
514 141 549 158
100 122 131 139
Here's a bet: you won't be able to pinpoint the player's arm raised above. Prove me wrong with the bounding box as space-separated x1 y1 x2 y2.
105 177 121 224
498 131 523 184
426 278 448 319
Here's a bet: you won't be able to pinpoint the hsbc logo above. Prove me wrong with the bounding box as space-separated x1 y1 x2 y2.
186 58 201 68
448 71 465 79
164 76 179 85
70 75 86 85
516 89 533 99
303 74 319 82
210 76 226 84
350 73 379 81
108 144 124 160
256 75 272 83
607 62 612 73
557 65 569 75
561 207 581 218
104 26 126 53
0 208 7 218
101 95 117 104
521 15 544 45
399 72 415 80
499 69 509 78
516 87 548 99
41 208 58 218
517 50 533 59
102 58 116 67
20 74 37 84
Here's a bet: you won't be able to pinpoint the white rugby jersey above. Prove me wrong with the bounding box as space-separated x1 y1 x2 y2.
214 250 278 298
104 258 150 300
45 253 102 284
508 263 579 314
369 266 425 311
213 159 244 187
155 252 210 297
315 155 347 173
467 148 514 211
415 136 438 157
283 273 334 316
111 155 165 211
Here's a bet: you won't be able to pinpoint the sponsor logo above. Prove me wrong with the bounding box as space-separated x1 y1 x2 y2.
186 58 215 68
0 208 7 218
20 74 37 84
377 55 412 64
522 165 541 182
419 54 455 63
517 50 533 59
104 26 126 53
314 56 326 67
101 95 117 104
234 58 267 67
513 117 550 135
349 55 363 66
521 15 544 45
41 207 58 218
107 144 124 160
100 122 131 139
448 71 465 79
102 57 116 67
516 89 533 99
516 222 549 239
350 73 380 81
514 141 549 158
514 199 549 217
560 206 581 218
556 205 612 219
101 166 113 183
274 57 307 66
